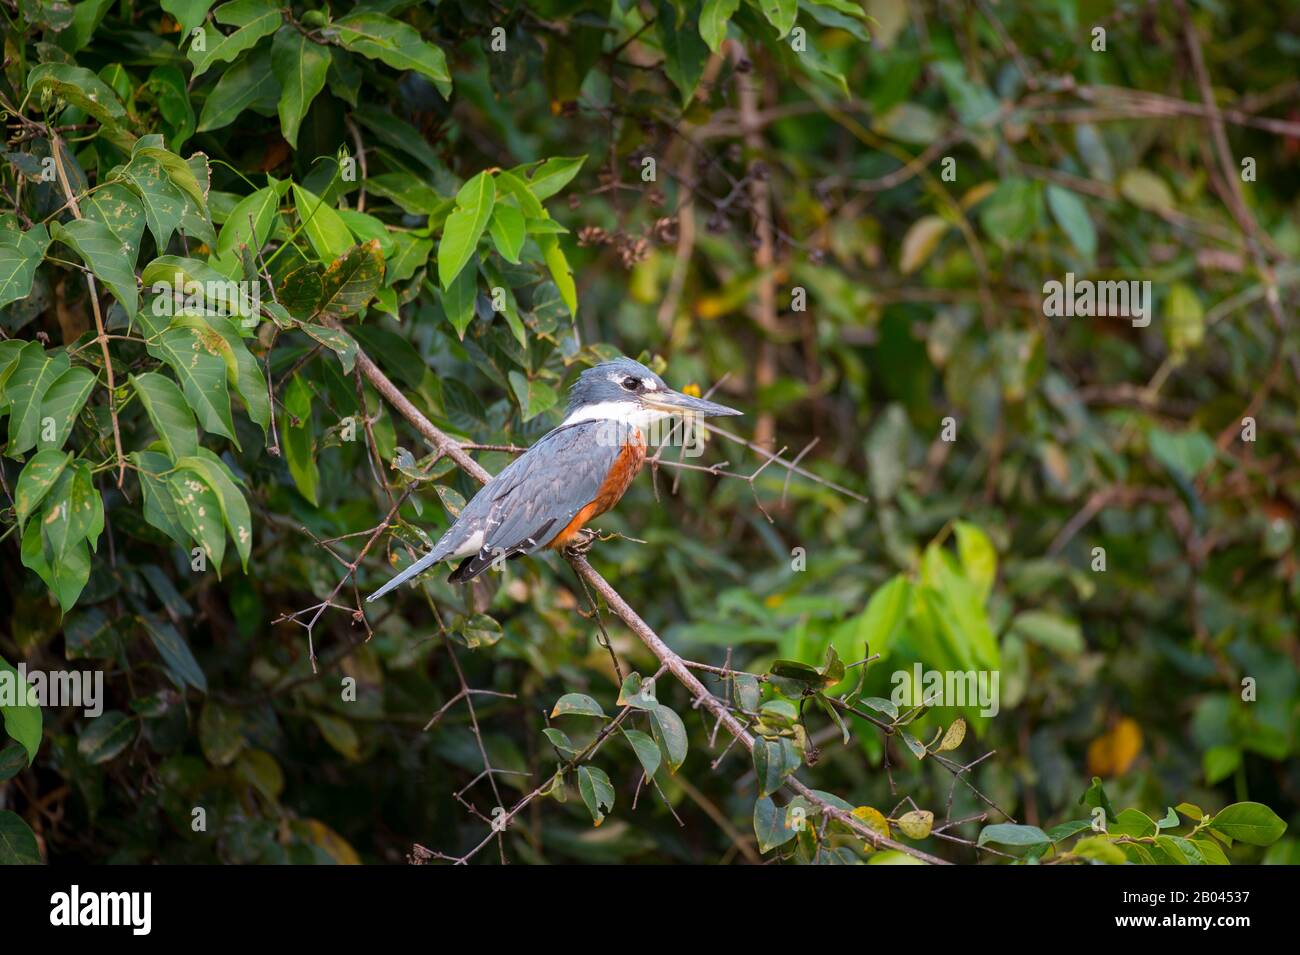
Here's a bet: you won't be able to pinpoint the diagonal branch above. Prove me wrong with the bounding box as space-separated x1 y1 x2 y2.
343 334 949 864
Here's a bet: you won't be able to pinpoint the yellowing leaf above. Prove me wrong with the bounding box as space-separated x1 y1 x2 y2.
899 215 949 274
1087 716 1143 778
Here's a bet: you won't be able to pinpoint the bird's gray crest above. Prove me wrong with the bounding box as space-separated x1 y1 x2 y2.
566 357 665 412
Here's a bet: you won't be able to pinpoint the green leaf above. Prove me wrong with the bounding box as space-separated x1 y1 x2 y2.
282 373 318 505
197 46 280 132
142 614 208 692
81 183 146 266
851 574 911 659
0 656 42 765
1119 169 1175 212
293 183 354 263
143 255 256 320
300 323 357 374
49 218 139 315
77 711 137 764
146 64 197 150
1046 184 1097 261
542 727 579 757
550 693 606 718
488 204 525 264
122 157 187 252
753 737 800 796
364 173 446 215
700 0 739 52
58 0 116 53
310 712 360 760
14 448 72 531
143 323 237 443
977 823 1052 847
316 241 384 317
622 728 661 779
169 466 227 573
650 702 688 772
507 370 558 422
162 0 215 37
270 27 331 147
354 111 445 176
753 795 797 852
174 453 252 571
215 182 284 261
384 233 433 287
198 701 244 764
131 451 189 545
1009 610 1084 656
332 12 451 96
130 136 211 217
45 460 100 568
657 0 709 106
27 62 127 131
37 365 95 451
0 224 51 310
1203 744 1241 784
440 262 477 338
278 264 323 316
512 156 587 202
1148 426 1216 481
457 613 502 649
5 345 70 457
131 372 199 460
576 764 614 825
1209 802 1288 846
758 0 798 37
1073 835 1126 864
0 811 40 864
953 521 996 602
438 172 496 289
978 178 1043 247
188 0 283 79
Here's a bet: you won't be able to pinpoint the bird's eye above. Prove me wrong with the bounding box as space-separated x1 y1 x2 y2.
621 376 640 391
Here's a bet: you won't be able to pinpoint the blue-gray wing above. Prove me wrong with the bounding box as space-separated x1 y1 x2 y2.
449 420 621 580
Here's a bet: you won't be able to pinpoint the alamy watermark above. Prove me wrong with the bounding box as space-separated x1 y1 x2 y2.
0 663 103 717
593 414 710 457
1043 272 1152 328
891 663 1000 718
149 272 261 329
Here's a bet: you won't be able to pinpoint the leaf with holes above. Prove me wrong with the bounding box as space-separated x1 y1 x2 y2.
168 466 227 574
174 453 252 570
144 323 237 444
316 241 384 318
576 765 614 826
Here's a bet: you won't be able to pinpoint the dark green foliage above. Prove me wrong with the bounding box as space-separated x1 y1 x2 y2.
0 0 1296 865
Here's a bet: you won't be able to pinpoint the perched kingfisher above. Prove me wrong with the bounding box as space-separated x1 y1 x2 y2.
367 358 741 600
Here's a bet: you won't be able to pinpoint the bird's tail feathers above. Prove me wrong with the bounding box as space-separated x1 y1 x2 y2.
366 549 444 602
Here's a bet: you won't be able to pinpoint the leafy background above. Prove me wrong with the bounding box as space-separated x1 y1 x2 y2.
0 0 1297 864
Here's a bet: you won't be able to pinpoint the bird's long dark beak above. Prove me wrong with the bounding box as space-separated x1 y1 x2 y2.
648 389 743 418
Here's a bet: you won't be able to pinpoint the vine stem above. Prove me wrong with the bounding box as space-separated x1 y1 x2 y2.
336 322 949 864
50 135 126 487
